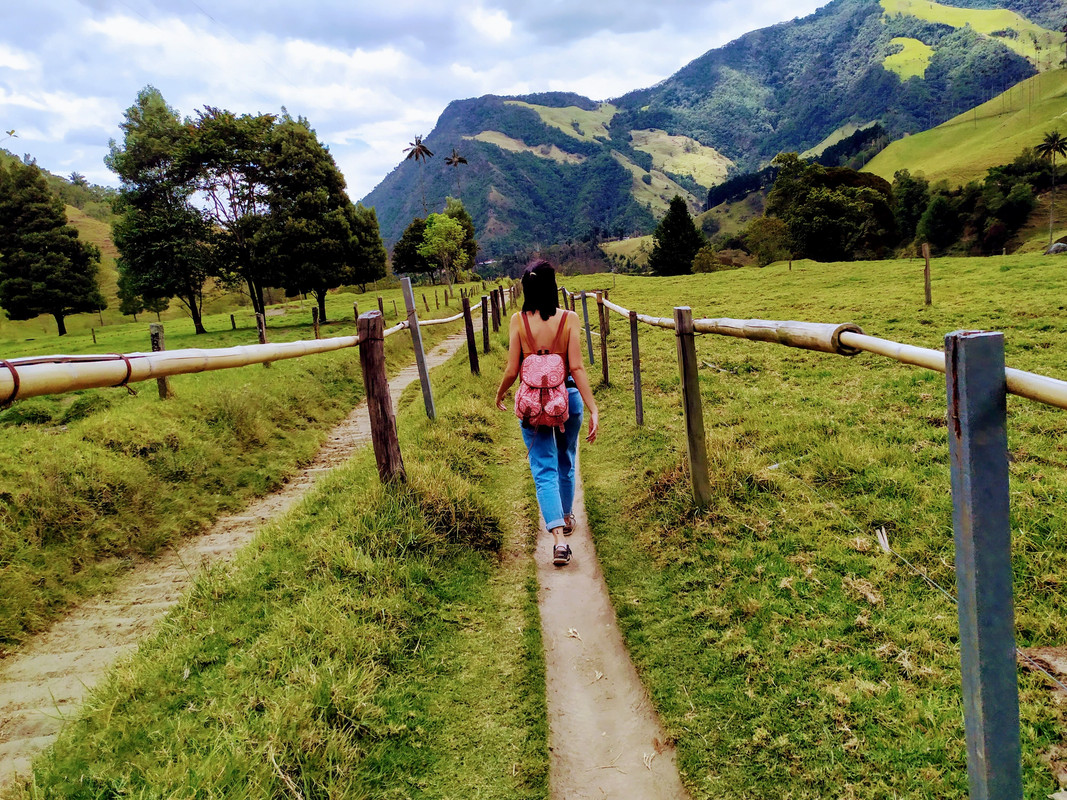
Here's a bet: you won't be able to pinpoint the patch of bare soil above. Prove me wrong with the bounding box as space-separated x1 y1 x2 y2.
536 466 691 799
0 326 476 786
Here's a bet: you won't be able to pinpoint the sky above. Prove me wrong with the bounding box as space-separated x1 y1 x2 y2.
0 0 827 201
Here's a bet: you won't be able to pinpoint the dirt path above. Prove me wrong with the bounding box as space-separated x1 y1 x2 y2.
0 325 477 786
537 464 691 799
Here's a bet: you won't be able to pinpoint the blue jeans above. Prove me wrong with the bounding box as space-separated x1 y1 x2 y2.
521 387 583 532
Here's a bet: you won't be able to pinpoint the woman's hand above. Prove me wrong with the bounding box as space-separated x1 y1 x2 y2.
586 407 599 443
496 395 508 412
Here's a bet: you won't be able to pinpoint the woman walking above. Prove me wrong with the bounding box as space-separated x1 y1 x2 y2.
495 260 599 566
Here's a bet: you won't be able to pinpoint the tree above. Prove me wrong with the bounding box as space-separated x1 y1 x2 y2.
743 216 791 266
444 147 468 196
1035 130 1067 246
0 160 105 336
418 213 469 284
403 135 434 214
117 269 144 320
647 195 704 276
345 204 388 291
917 194 960 250
107 87 212 334
263 115 361 323
392 217 432 278
443 196 477 273
892 169 930 244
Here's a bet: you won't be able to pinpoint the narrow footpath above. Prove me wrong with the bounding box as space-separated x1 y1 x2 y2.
0 325 477 786
537 464 691 800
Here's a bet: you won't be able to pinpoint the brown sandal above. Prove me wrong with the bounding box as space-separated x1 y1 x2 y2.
552 544 571 565
562 514 576 536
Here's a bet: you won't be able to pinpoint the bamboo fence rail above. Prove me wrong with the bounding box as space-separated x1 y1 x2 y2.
600 296 1067 412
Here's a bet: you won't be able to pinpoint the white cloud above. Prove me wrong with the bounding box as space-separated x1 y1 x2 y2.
470 6 513 42
0 44 34 71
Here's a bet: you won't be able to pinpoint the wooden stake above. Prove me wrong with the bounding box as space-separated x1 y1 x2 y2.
630 310 644 426
423 293 429 313
149 323 172 399
230 314 236 330
491 290 500 332
256 313 270 369
392 299 398 317
436 290 440 309
581 292 595 365
462 297 479 375
602 289 610 337
675 307 711 506
596 292 609 386
377 296 384 317
353 302 359 322
91 328 96 345
923 242 932 306
312 307 320 339
357 311 405 483
400 277 436 420
482 296 490 354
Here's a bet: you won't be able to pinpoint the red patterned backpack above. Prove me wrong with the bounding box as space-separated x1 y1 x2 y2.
515 311 571 429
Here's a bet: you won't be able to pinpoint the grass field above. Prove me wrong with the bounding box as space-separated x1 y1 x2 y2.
560 256 1067 797
629 129 733 189
0 281 496 650
865 68 1067 187
880 0 1060 66
6 340 549 799
465 131 587 164
883 37 934 80
504 100 616 142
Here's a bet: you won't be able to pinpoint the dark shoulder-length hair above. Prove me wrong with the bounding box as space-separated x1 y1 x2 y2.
521 259 560 321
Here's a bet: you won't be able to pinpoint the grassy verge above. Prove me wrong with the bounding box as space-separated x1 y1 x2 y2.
6 337 548 799
562 261 1067 797
0 282 498 651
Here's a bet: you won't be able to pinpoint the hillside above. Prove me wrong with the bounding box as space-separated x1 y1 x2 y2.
864 67 1067 186
362 0 1056 256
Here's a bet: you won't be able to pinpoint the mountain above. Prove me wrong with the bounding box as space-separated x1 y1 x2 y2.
360 0 1061 257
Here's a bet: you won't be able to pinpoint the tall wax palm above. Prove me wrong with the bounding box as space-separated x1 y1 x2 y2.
403 135 434 214
444 147 468 197
1036 130 1067 246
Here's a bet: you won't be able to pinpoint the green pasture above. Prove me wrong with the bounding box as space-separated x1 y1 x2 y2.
883 37 934 80
0 280 495 649
504 100 616 142
560 255 1067 797
6 339 548 799
865 68 1067 187
880 0 1060 65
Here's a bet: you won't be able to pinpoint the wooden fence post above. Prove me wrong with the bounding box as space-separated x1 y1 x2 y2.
562 287 570 311
357 311 405 483
602 289 610 337
581 291 595 365
353 302 359 322
230 314 236 330
596 292 609 385
423 293 429 313
312 307 320 339
491 290 500 332
923 242 932 306
436 289 440 309
91 328 96 345
445 289 450 307
400 277 436 420
377 296 384 317
945 330 1021 800
630 310 644 426
392 299 398 318
462 297 480 376
149 323 172 400
256 313 270 369
674 307 711 506
482 296 490 354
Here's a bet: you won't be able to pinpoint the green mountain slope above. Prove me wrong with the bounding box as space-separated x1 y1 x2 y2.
362 0 1056 256
864 68 1067 186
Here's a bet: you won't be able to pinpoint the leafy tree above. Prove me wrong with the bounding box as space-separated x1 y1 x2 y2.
144 295 170 321
107 87 212 334
892 169 930 243
743 216 791 266
443 196 477 273
917 194 960 251
117 269 144 320
418 213 468 284
184 107 277 315
345 204 387 291
393 217 432 278
648 195 704 276
263 115 360 323
444 147 468 195
1035 130 1067 245
0 160 105 336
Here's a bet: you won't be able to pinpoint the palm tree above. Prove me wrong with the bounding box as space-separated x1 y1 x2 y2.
403 135 434 214
444 147 467 197
1036 130 1067 246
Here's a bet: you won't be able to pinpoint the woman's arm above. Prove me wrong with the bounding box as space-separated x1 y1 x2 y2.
565 312 599 442
495 313 523 411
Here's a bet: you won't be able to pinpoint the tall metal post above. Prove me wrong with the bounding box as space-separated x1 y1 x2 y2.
401 277 436 420
945 330 1021 800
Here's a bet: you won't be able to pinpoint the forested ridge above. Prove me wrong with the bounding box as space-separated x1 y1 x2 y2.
361 0 1056 256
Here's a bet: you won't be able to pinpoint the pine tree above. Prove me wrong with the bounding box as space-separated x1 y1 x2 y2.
0 160 105 336
648 195 704 276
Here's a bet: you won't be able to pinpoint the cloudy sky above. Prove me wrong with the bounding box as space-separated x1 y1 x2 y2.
0 0 826 201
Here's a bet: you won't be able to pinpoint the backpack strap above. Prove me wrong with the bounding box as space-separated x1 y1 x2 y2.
519 312 536 356
550 311 571 375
